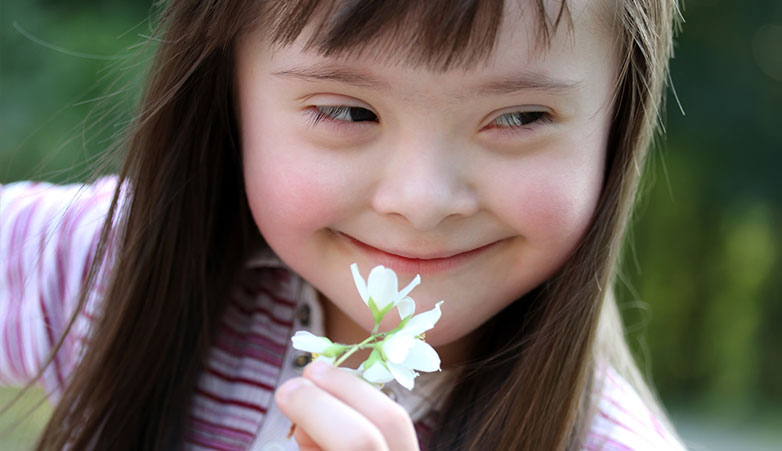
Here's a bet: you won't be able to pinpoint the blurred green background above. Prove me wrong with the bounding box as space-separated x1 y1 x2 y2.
1 0 780 449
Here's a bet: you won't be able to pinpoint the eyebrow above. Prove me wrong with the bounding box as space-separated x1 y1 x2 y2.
271 64 583 97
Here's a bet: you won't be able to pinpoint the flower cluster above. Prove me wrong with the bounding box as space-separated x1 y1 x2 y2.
291 263 444 390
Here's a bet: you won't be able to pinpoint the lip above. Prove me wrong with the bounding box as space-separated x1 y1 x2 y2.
336 232 503 275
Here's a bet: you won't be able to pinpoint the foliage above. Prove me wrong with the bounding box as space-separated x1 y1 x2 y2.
616 0 782 417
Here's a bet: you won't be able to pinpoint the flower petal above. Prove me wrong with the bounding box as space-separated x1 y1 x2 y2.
367 265 398 310
361 361 394 384
350 263 369 304
404 301 444 336
387 362 418 390
403 340 441 372
291 331 332 353
383 333 416 364
394 274 421 305
396 297 416 320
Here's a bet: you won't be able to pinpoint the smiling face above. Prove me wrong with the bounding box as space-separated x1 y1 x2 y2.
236 0 618 354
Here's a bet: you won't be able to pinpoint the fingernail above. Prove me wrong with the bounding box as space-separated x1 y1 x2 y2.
277 377 307 401
307 360 330 378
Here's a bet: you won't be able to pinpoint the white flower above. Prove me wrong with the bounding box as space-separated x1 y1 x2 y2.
391 300 444 339
290 264 444 392
351 263 420 322
361 361 395 385
362 301 444 390
291 331 332 353
291 331 345 358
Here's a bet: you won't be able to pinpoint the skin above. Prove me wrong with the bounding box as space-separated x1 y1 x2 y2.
235 0 618 449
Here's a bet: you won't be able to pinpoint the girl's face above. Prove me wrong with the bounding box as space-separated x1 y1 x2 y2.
236 1 618 352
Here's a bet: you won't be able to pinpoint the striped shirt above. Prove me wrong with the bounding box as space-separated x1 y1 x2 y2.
0 176 686 450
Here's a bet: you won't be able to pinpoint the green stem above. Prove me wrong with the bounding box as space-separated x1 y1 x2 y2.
334 334 378 367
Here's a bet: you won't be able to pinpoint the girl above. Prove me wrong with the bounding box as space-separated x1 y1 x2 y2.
1 0 685 449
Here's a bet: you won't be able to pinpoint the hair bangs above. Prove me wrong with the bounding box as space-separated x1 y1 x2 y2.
260 0 570 71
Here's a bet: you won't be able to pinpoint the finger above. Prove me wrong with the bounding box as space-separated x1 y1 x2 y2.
292 426 320 451
275 377 389 451
303 361 419 451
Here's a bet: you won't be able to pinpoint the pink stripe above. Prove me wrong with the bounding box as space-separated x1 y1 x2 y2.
54 237 67 318
194 387 267 414
4 194 27 299
56 191 106 308
52 188 113 381
605 395 651 432
213 336 283 368
229 299 294 328
0 182 113 387
650 413 674 443
603 395 674 444
217 323 286 354
5 200 38 379
1 210 16 378
602 370 671 442
52 205 87 385
222 301 290 331
6 200 31 379
52 205 80 347
243 284 297 308
204 366 275 392
582 441 600 451
183 431 244 451
208 349 280 381
220 310 288 345
191 403 260 430
187 414 255 441
37 209 67 389
16 204 38 378
605 369 633 395
39 292 64 388
597 410 658 447
585 432 634 451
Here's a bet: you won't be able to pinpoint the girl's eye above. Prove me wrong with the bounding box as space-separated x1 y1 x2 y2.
490 111 551 130
305 105 551 135
306 105 378 128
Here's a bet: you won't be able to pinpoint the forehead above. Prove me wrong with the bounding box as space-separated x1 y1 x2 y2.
242 0 617 102
254 0 616 71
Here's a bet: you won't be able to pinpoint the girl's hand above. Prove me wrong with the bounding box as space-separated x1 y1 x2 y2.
275 360 420 451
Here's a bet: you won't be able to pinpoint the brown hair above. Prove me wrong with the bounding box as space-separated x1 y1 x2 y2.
27 0 680 449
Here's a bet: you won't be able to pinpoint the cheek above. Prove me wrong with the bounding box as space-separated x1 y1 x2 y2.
241 119 350 239
527 175 599 242
491 155 604 250
238 68 352 239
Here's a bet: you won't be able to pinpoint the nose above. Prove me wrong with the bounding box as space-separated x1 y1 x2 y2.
371 137 479 231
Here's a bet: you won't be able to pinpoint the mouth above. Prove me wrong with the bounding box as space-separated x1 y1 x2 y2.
336 232 504 275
